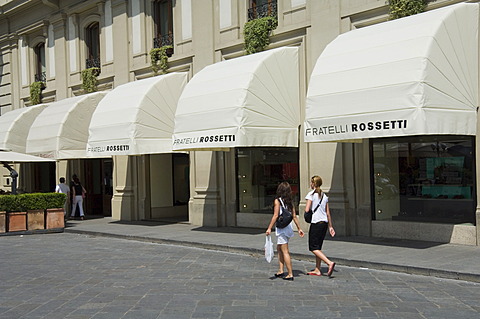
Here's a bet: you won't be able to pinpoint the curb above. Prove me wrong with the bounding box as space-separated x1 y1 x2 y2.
65 228 480 283
0 228 64 236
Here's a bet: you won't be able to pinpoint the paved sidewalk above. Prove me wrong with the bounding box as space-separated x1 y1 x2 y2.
65 217 480 283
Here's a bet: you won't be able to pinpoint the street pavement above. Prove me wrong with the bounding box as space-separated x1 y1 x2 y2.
64 217 480 283
1 232 480 319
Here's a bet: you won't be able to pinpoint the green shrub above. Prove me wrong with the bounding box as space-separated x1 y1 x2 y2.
81 67 100 93
150 45 172 75
244 16 278 54
388 0 427 20
0 193 66 212
29 81 43 105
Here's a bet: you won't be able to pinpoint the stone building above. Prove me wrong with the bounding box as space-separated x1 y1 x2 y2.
1 0 479 245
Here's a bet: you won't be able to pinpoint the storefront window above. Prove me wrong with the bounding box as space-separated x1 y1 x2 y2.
371 136 476 224
236 148 298 213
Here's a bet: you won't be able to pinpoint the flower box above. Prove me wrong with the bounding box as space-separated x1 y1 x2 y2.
0 211 5 233
46 208 65 229
8 211 27 232
27 209 45 230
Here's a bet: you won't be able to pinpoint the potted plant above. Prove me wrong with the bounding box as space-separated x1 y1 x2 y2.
0 211 5 233
19 193 47 231
0 195 26 232
243 16 278 55
44 193 67 230
150 45 173 75
0 193 66 233
81 67 100 93
29 81 44 105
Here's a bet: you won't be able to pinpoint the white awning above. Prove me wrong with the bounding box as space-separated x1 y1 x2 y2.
0 150 55 163
87 73 187 156
0 104 48 153
305 3 479 143
173 47 300 151
26 92 107 159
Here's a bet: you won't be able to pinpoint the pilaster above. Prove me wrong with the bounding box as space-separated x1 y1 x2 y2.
50 13 68 99
111 0 129 86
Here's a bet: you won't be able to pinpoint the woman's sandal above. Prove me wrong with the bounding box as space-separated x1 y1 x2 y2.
274 273 284 278
283 276 294 281
327 262 336 277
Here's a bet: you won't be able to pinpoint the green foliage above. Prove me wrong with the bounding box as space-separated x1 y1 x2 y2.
244 16 278 55
150 45 172 75
0 193 66 212
81 67 100 93
29 81 43 105
388 0 427 20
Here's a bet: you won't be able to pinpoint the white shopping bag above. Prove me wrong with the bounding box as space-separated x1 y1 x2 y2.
264 235 274 263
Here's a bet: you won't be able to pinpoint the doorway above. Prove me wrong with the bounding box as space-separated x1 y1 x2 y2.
84 158 113 216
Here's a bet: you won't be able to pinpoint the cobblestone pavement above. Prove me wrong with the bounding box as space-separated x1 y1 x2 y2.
1 233 479 319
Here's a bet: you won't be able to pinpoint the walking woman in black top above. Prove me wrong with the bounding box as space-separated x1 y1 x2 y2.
70 176 87 220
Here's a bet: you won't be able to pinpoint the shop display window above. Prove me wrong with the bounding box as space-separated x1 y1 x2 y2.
236 148 299 213
371 136 476 224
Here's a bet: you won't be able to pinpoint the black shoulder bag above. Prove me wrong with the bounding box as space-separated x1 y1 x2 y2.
276 198 293 229
304 193 324 223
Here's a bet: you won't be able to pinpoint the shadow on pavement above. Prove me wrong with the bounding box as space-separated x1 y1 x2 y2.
326 235 445 249
191 226 265 235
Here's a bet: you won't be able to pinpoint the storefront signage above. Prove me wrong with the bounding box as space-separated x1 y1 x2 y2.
173 134 236 146
305 120 408 138
87 144 130 153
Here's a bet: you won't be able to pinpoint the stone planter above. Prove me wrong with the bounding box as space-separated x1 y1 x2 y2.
0 211 5 233
8 212 27 232
46 208 65 229
27 209 45 230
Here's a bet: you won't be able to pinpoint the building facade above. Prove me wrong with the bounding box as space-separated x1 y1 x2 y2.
1 0 479 245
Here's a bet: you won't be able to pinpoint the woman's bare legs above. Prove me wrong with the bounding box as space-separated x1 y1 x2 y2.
312 249 333 274
279 244 293 278
276 244 285 275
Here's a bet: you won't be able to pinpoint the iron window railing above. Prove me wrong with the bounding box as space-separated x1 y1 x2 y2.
86 57 101 70
153 33 174 48
34 71 46 83
248 1 278 21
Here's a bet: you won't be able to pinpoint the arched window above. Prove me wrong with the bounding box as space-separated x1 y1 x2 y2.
248 0 277 20
153 0 173 48
34 42 46 82
85 22 100 69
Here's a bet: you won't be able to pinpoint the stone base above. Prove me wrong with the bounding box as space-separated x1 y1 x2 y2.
372 220 477 245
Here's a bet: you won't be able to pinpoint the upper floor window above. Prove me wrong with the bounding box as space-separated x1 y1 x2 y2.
248 0 277 20
85 22 100 69
34 42 46 83
153 0 173 48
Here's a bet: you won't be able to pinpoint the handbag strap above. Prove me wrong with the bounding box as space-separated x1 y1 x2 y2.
312 193 324 213
278 197 286 213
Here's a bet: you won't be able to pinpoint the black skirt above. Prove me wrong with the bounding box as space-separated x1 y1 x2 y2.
308 222 328 251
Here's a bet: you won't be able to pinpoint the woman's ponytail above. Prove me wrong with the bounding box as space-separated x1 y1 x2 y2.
311 175 323 195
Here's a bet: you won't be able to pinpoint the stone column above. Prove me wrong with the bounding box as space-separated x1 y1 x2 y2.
304 1 355 236
111 155 135 221
186 0 227 227
188 151 224 227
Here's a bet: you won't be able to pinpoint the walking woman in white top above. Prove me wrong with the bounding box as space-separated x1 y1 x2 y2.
266 181 304 281
304 175 336 277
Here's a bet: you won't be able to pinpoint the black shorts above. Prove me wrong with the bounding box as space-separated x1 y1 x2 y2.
309 222 328 251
